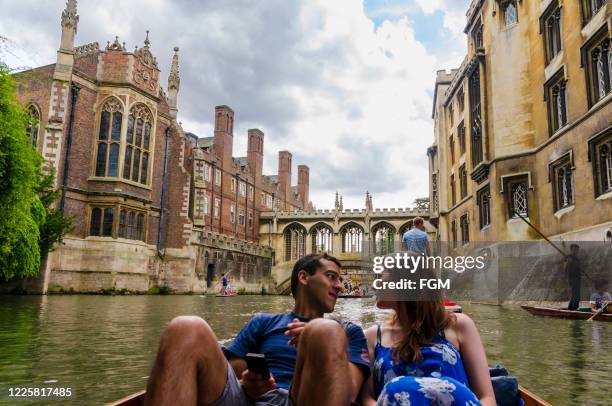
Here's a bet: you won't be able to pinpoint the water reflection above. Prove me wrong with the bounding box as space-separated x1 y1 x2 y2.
0 295 610 405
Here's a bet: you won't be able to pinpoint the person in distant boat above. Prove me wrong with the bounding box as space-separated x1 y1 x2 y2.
221 273 228 295
402 216 431 256
144 253 370 406
590 279 611 313
565 244 581 311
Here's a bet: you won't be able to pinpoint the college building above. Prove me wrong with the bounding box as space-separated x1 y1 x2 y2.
429 0 612 244
6 0 312 293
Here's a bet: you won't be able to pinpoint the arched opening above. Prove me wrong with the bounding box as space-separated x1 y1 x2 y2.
340 222 364 253
310 223 333 253
284 223 306 261
372 221 395 254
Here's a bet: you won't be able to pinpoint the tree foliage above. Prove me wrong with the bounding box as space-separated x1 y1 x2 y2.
413 197 430 210
0 64 72 281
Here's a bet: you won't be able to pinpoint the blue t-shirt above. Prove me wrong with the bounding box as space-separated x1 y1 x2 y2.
403 228 429 255
222 276 228 287
224 312 370 390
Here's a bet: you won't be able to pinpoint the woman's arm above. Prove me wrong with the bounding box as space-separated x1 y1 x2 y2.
359 325 378 406
455 313 496 406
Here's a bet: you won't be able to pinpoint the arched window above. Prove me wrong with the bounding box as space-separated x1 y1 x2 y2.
25 105 41 147
124 104 153 184
399 221 413 238
95 98 123 177
372 222 395 254
310 223 333 253
341 223 363 253
284 223 306 261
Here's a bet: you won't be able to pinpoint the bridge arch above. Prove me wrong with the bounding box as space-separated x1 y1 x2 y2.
339 221 364 253
309 222 333 253
283 222 307 261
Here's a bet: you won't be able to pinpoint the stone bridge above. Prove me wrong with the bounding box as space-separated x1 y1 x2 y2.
258 196 434 294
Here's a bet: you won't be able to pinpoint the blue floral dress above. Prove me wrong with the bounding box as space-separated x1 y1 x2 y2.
373 325 481 406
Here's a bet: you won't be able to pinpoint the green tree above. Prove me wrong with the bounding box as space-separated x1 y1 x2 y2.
413 197 430 210
0 64 71 281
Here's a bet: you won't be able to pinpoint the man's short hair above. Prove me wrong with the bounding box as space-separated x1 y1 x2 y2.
290 253 342 297
413 217 424 226
570 243 579 250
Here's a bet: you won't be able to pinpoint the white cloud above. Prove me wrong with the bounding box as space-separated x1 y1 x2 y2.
0 0 456 209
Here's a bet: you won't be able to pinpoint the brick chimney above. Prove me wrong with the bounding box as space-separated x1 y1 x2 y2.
297 165 309 209
278 151 292 209
247 129 264 179
213 105 234 168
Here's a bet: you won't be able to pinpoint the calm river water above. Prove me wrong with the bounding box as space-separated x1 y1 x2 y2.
0 295 610 405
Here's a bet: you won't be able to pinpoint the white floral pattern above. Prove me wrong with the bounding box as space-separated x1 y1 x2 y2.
430 343 458 365
416 377 456 405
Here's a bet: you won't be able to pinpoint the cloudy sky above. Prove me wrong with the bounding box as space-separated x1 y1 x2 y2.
0 0 469 210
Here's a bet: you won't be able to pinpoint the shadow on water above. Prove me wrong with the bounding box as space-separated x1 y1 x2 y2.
0 295 610 405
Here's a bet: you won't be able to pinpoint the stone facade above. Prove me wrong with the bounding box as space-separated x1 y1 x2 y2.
429 0 612 244
5 1 310 294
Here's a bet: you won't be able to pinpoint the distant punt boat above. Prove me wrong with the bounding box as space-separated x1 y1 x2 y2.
521 305 612 322
108 386 551 406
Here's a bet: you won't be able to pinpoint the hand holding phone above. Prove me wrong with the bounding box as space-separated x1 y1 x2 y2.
245 353 271 380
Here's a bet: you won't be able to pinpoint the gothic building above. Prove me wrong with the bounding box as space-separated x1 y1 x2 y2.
8 1 311 293
429 0 612 244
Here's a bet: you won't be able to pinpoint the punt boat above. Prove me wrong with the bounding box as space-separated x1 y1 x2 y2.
108 386 551 406
521 305 612 322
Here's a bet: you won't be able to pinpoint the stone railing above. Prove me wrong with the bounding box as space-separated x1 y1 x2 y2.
260 208 429 219
75 42 99 56
192 229 273 257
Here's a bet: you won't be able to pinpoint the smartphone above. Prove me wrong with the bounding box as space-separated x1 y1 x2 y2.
245 352 270 380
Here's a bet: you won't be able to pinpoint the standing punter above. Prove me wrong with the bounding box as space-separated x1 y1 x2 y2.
144 253 370 405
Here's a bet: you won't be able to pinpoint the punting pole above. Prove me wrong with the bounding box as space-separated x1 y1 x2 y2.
514 211 594 283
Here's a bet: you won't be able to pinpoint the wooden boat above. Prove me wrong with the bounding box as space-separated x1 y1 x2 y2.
521 305 612 322
109 386 551 405
215 294 237 297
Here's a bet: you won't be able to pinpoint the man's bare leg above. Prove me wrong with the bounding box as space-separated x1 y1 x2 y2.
291 319 352 405
144 316 228 406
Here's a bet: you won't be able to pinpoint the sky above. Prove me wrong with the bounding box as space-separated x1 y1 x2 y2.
0 0 469 210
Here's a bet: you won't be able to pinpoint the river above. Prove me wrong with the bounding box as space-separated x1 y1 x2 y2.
0 295 609 405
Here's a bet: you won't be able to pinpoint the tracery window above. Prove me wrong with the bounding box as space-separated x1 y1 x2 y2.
583 28 611 106
284 223 306 261
123 104 153 184
311 223 333 253
551 156 574 211
372 222 395 255
450 174 456 206
541 2 562 64
95 98 123 177
589 132 612 197
477 186 491 229
399 222 413 238
545 70 568 135
459 165 468 199
469 67 483 166
505 176 529 218
460 214 470 244
502 0 518 26
581 0 607 24
341 223 363 253
25 104 40 147
238 208 245 226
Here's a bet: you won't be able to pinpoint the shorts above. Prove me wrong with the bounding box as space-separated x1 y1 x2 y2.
211 361 293 406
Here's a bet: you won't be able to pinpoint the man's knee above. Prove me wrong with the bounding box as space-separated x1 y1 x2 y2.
161 315 216 351
301 319 347 354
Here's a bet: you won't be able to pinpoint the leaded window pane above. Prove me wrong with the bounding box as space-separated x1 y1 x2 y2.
108 143 119 177
504 1 517 26
140 152 149 184
111 112 122 141
119 210 127 238
95 143 107 176
144 123 151 150
132 150 141 182
136 213 144 241
102 208 114 237
511 182 528 217
136 118 143 147
99 111 110 140
90 208 101 236
123 146 132 180
127 115 134 143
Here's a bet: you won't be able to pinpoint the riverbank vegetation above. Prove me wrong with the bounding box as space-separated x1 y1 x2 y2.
0 64 72 282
